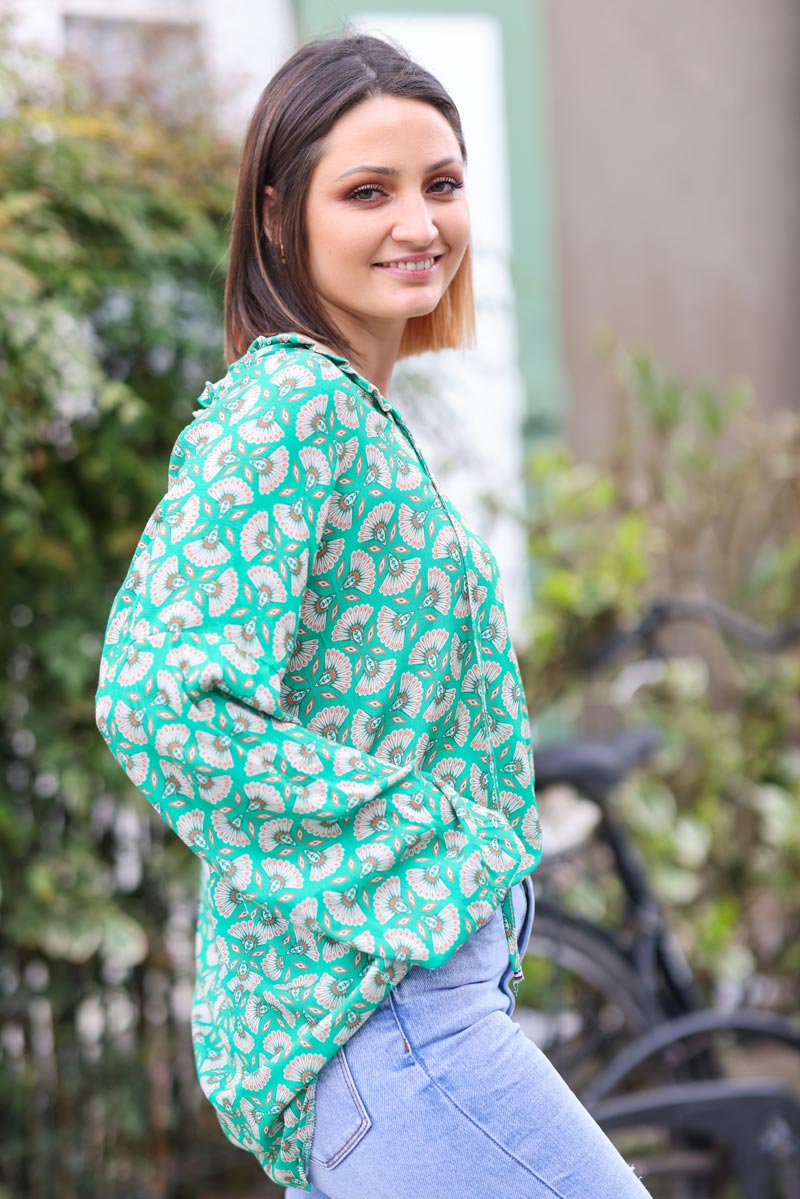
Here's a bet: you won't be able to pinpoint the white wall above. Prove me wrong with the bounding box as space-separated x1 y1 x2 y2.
196 0 296 139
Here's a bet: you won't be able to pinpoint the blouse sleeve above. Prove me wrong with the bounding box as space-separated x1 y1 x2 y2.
95 352 530 970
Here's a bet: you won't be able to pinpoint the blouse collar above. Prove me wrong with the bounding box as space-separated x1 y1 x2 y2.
246 332 396 417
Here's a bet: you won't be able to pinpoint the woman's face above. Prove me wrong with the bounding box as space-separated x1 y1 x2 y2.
302 94 470 345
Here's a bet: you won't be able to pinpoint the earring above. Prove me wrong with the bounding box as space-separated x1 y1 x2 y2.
280 241 286 264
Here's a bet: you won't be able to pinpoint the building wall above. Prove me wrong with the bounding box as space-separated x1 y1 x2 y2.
2 0 296 136
544 0 800 458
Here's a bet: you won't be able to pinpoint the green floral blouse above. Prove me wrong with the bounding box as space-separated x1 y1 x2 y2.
95 332 542 1190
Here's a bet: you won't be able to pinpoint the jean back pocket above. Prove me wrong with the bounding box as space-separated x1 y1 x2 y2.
309 1043 372 1168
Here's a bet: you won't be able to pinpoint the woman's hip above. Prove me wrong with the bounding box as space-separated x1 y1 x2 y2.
388 874 537 1047
283 876 650 1198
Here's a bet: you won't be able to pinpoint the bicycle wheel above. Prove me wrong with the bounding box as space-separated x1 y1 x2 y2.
514 904 651 1093
586 1011 800 1199
513 906 740 1198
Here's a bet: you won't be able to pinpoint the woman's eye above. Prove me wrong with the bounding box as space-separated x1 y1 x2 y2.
346 185 387 202
430 176 464 195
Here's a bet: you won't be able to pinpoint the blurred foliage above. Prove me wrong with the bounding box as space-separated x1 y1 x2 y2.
0 24 273 1199
512 339 800 1010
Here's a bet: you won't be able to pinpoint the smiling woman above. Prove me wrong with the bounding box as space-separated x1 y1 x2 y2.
94 28 653 1199
291 93 470 394
224 33 476 391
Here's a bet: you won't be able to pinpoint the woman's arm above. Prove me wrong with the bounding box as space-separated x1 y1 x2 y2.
96 347 532 969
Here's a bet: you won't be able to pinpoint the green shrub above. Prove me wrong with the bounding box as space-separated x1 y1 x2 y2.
517 339 800 1006
0 27 263 1197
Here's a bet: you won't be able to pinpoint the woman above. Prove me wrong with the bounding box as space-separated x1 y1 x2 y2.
95 31 651 1198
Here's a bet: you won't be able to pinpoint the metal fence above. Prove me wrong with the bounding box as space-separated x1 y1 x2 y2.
0 816 282 1199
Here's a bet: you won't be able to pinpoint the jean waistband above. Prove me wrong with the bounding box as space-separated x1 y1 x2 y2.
392 876 535 1002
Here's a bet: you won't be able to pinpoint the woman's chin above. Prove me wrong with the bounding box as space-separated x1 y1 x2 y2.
376 292 445 321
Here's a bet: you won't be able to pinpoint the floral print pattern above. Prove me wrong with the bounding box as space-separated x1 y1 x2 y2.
95 333 542 1190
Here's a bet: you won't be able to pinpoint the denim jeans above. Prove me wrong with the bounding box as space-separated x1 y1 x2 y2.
285 876 652 1198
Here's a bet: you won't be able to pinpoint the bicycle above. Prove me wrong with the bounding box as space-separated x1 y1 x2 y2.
512 600 800 1198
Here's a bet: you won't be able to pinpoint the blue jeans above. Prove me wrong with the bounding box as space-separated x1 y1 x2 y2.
285 876 651 1198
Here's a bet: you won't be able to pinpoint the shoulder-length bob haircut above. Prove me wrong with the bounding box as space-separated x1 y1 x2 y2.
224 30 475 366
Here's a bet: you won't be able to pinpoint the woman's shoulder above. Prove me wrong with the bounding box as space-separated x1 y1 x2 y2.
236 333 352 391
196 333 371 416
167 334 374 490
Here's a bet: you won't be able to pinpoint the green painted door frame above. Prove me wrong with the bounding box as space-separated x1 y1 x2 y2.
294 0 567 445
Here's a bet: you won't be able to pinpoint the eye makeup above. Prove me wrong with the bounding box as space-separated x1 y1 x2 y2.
345 176 465 203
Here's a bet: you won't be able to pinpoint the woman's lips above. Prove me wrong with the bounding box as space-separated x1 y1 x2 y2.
373 254 443 279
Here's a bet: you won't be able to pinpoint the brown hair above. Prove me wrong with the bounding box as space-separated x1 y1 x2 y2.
224 30 475 365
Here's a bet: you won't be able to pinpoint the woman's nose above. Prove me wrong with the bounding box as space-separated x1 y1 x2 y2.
391 195 438 245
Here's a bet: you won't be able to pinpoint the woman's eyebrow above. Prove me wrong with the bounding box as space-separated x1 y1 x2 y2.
335 156 463 181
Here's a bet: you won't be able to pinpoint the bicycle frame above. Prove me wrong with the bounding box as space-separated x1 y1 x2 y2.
579 774 706 1025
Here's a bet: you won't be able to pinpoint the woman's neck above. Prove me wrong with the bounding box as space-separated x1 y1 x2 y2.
320 315 405 399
